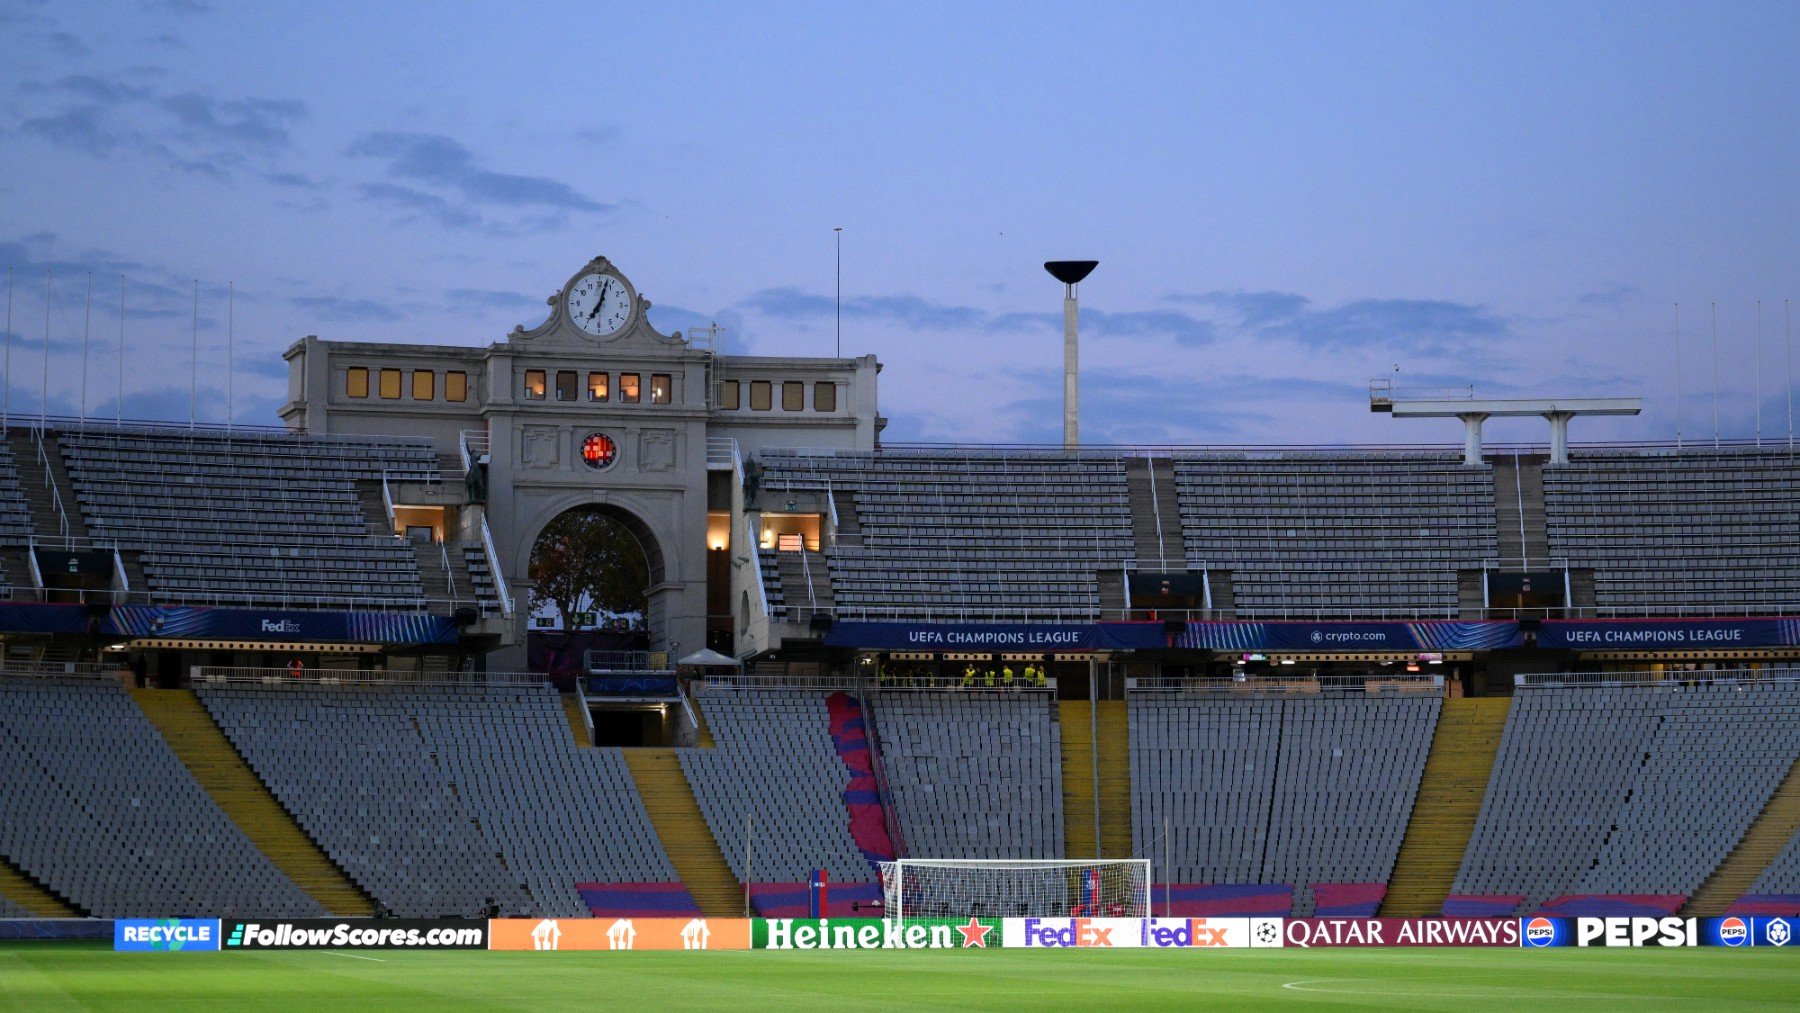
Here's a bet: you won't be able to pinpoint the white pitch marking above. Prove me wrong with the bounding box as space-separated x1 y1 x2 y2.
1281 979 1653 1001
319 951 385 962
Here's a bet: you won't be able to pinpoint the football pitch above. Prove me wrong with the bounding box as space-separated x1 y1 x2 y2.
2 943 1796 1010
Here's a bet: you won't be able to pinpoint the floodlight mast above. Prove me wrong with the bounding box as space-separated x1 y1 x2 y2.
1044 261 1097 450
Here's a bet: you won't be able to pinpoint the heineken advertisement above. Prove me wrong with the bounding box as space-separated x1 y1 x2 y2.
755 917 1001 950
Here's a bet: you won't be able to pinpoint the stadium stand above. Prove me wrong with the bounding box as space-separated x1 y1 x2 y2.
201 683 680 918
58 428 438 609
1131 692 1438 914
872 692 1065 860
682 686 877 884
0 895 30 918
1544 447 1800 609
1453 680 1800 914
1734 829 1800 915
198 685 527 917
1172 452 1497 615
0 676 323 917
757 449 1133 620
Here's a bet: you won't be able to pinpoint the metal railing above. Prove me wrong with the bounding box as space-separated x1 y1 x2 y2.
1128 673 1444 695
0 661 114 680
478 513 513 618
1368 377 1476 405
190 666 546 687
380 470 396 527
698 670 866 691
1516 667 1799 690
705 435 738 470
439 540 457 601
111 547 128 601
746 516 770 618
585 650 673 674
459 429 490 473
30 425 70 539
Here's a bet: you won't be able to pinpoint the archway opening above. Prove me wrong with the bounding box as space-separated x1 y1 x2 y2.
527 505 663 690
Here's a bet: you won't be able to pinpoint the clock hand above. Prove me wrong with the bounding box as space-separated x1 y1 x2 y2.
589 281 610 319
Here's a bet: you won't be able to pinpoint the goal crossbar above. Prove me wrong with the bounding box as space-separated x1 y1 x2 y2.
879 859 1150 922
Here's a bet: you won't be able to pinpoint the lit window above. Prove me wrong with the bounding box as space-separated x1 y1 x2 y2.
814 382 836 412
379 369 402 399
446 371 467 402
782 381 804 411
588 371 609 401
717 381 740 410
346 367 369 398
412 370 434 401
651 373 672 404
555 370 578 401
749 380 771 411
620 373 640 403
524 370 546 400
580 432 618 470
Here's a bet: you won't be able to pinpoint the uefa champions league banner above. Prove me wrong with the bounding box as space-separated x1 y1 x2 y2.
0 602 90 635
1536 618 1800 650
1177 620 1524 652
106 604 460 645
823 622 1166 651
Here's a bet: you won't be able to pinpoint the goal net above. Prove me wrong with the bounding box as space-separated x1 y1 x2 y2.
878 859 1150 922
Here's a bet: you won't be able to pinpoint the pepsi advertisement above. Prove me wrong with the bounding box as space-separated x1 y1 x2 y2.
1520 916 1796 947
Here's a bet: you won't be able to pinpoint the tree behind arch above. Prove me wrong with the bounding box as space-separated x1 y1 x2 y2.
529 510 649 630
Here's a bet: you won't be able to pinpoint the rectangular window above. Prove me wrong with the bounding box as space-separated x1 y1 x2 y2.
620 373 640 403
782 381 804 411
650 373 672 404
445 371 468 402
555 370 578 401
524 369 546 400
587 371 609 402
346 367 369 398
717 380 740 410
749 380 771 411
813 382 837 412
412 370 434 401
378 368 402 399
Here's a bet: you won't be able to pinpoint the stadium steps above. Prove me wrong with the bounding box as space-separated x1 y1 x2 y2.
0 855 80 917
1490 454 1549 567
562 693 591 746
1060 702 1132 859
621 748 743 916
1380 696 1512 916
129 687 375 916
6 429 90 541
1684 749 1800 916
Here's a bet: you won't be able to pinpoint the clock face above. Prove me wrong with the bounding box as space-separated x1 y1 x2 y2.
567 273 632 337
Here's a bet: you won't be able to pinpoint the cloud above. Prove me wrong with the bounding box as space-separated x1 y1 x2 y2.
289 295 403 323
160 93 304 151
262 170 323 190
345 131 614 230
1284 299 1508 354
140 0 210 13
45 31 88 58
1576 284 1641 308
747 287 1214 345
13 74 307 180
445 288 543 312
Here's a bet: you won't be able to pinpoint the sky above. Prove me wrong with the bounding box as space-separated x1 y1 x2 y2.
1 1 1797 447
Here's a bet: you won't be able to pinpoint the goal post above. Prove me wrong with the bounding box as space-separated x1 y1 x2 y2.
878 859 1150 922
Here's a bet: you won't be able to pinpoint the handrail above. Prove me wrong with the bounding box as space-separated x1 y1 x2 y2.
0 661 113 680
800 547 818 611
699 671 864 691
25 542 42 590
111 546 128 602
1128 674 1443 695
380 470 396 528
440 539 457 602
191 665 547 687
825 477 838 547
746 516 770 618
31 426 70 539
1145 460 1166 561
479 513 513 618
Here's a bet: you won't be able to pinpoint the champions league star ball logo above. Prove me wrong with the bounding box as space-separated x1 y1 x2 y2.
1254 921 1280 945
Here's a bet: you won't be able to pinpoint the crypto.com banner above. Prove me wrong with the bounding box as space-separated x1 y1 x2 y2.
488 917 748 951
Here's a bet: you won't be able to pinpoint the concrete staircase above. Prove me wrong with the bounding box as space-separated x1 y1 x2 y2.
1685 751 1800 915
562 694 591 747
0 856 79 916
1059 701 1133 860
621 748 743 917
1124 458 1183 566
1490 455 1549 568
130 687 374 916
5 429 87 542
1381 696 1513 916
774 549 833 620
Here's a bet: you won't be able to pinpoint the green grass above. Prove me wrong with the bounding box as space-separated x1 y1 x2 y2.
2 942 1795 1010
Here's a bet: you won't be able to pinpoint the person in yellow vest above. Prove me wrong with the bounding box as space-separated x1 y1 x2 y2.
962 663 977 688
983 668 996 688
1002 664 1015 690
1022 662 1036 687
1034 663 1049 688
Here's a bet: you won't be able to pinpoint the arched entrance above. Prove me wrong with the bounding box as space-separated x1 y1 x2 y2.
527 504 662 675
